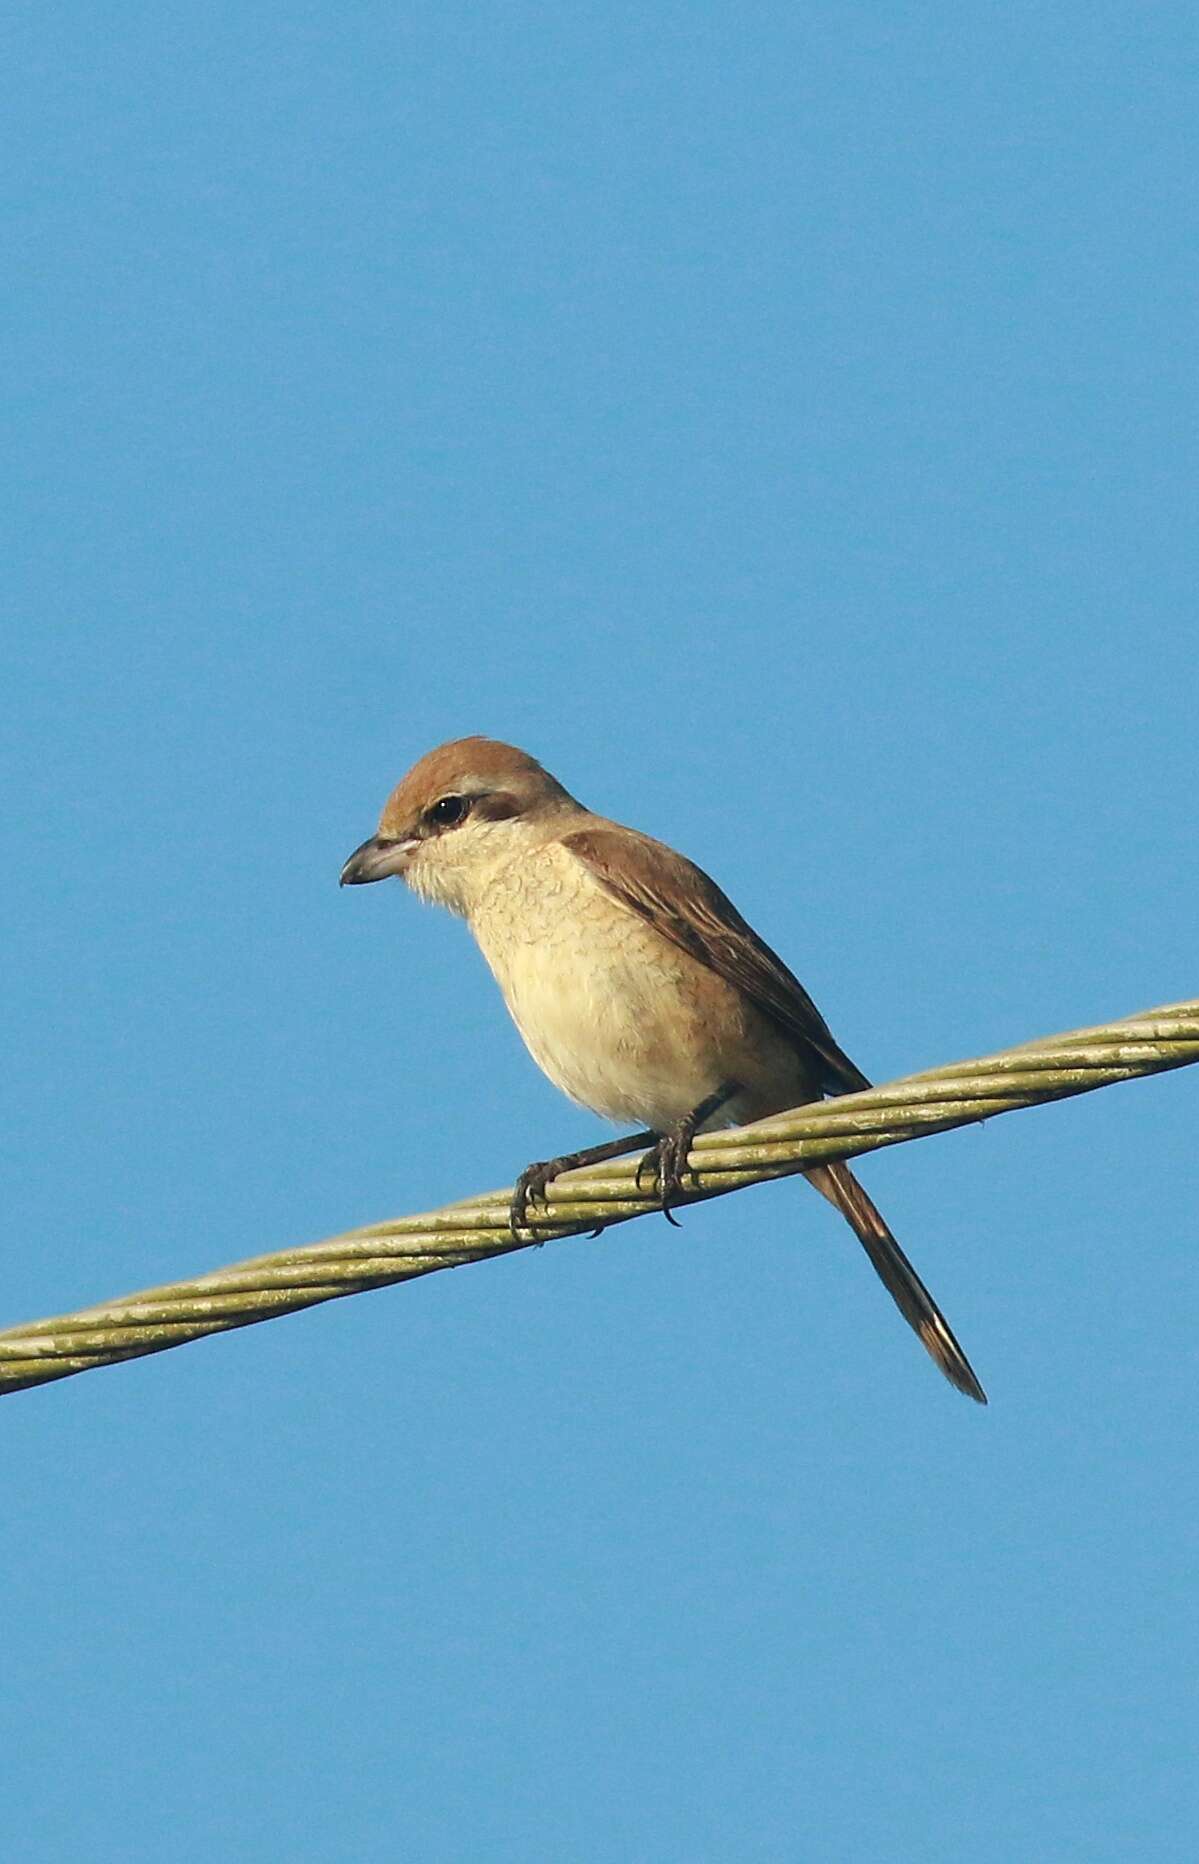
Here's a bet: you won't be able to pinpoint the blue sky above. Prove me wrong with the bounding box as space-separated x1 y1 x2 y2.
2 4 1195 1858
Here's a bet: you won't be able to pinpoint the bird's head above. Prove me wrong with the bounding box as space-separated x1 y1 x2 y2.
340 736 581 914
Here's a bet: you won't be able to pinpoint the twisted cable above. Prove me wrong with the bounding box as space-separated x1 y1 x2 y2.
2 998 1195 1396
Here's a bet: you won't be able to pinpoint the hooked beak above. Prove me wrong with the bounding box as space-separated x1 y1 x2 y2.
339 835 414 886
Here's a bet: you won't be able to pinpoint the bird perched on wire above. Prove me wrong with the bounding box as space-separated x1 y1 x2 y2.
341 736 985 1403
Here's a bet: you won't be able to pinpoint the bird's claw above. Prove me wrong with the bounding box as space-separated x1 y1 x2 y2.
510 1162 554 1242
635 1123 700 1224
510 1156 606 1243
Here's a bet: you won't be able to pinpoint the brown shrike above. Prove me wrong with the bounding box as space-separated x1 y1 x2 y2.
341 737 985 1402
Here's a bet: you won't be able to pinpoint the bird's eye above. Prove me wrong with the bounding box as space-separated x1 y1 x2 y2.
428 793 470 828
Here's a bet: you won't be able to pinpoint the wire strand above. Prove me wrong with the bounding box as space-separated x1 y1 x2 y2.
1 999 1195 1396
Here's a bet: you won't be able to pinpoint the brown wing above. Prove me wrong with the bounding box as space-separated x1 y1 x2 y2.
563 824 871 1096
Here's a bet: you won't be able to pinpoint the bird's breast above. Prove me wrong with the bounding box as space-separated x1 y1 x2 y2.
466 843 808 1128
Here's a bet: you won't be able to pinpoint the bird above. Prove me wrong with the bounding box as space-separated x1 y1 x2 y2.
340 736 985 1403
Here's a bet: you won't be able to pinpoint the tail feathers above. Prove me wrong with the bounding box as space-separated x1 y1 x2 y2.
804 1161 987 1404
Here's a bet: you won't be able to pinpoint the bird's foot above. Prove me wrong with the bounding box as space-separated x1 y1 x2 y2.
510 1157 563 1242
635 1120 702 1227
507 1140 630 1245
509 1135 654 1241
509 1124 697 1241
633 1084 740 1227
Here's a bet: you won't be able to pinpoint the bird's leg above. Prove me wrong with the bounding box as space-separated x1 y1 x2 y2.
510 1129 657 1240
635 1081 740 1226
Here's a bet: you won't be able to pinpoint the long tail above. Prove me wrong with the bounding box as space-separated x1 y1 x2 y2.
803 1160 987 1403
